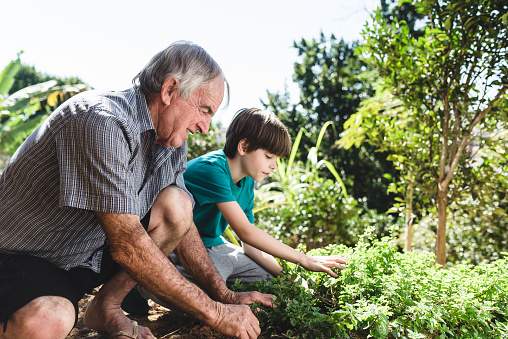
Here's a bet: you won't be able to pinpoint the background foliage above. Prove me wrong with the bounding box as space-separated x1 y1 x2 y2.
354 0 508 265
0 54 90 160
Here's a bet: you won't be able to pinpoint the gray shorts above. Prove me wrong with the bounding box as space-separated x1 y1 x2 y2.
139 242 272 309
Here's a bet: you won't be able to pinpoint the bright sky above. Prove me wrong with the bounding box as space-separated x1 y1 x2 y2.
1 0 380 125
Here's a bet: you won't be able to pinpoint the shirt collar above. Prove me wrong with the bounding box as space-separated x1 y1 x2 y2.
134 86 155 133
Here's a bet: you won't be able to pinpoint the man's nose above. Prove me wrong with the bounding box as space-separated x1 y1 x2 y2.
197 118 210 134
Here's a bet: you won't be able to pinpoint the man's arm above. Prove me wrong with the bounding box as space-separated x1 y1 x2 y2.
95 211 263 338
173 221 275 307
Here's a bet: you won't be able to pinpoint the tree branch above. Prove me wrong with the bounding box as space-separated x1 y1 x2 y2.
469 86 508 133
442 85 508 188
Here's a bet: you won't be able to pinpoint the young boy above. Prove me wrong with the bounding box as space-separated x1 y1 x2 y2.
127 108 348 312
180 107 348 286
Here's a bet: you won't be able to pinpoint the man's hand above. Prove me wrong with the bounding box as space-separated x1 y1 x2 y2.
210 303 262 339
220 290 275 309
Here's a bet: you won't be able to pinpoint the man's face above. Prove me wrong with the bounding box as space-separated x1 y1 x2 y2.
155 76 224 148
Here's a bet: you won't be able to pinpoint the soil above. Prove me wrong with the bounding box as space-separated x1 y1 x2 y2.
66 288 234 339
66 289 363 339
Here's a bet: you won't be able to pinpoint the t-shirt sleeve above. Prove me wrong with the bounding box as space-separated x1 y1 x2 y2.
57 109 138 214
185 161 235 206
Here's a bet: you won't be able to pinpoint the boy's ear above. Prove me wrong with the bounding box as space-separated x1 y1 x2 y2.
238 138 249 155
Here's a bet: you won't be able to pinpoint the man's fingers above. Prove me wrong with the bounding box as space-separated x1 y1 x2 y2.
258 293 275 308
250 319 261 338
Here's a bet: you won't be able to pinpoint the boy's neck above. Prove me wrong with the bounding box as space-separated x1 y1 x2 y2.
226 155 245 185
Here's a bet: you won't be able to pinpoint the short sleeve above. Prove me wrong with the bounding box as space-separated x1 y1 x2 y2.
185 161 235 206
57 109 138 214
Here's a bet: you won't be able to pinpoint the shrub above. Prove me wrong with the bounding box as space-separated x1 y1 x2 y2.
234 234 508 338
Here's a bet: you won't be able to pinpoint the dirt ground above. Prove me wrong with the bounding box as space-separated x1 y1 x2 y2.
66 288 365 339
66 288 235 339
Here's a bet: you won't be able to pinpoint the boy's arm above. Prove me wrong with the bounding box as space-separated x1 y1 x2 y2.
242 242 283 277
217 201 348 277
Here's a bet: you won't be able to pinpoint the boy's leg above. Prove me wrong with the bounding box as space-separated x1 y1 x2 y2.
210 243 273 287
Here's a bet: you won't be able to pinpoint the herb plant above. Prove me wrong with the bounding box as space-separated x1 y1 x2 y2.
234 232 508 338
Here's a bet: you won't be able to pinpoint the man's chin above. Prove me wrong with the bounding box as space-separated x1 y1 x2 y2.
156 137 184 148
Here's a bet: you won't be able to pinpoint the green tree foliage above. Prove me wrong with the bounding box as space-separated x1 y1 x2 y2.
380 0 426 38
262 33 398 213
0 55 91 158
350 0 508 265
340 88 430 253
9 63 84 94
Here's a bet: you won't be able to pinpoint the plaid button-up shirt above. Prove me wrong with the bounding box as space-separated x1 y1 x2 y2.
0 87 192 273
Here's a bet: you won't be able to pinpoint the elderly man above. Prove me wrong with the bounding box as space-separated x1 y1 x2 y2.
0 41 274 339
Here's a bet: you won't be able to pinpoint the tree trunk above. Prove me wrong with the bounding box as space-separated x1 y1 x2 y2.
404 177 414 252
435 184 449 266
404 207 413 252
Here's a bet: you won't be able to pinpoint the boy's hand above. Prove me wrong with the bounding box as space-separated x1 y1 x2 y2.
301 255 348 277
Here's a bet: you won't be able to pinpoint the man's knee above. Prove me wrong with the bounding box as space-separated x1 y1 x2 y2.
149 186 194 238
2 296 75 339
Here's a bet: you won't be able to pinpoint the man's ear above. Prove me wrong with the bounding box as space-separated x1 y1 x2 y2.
238 138 249 155
161 77 179 105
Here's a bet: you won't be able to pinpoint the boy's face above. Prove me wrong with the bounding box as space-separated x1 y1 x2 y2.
241 148 278 182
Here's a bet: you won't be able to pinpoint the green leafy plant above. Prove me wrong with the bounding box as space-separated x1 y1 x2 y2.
255 122 352 248
235 233 508 338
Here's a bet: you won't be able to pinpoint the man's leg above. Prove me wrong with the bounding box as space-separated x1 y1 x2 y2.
83 186 194 337
0 296 75 339
0 254 86 339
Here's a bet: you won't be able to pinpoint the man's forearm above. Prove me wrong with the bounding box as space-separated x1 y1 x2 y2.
96 211 220 324
173 223 232 302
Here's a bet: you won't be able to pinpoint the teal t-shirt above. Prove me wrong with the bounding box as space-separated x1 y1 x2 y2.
184 150 255 247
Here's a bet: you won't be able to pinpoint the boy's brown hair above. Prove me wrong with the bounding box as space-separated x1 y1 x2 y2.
224 108 292 159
